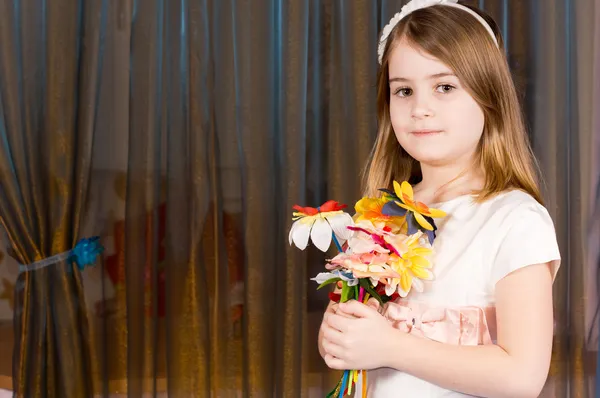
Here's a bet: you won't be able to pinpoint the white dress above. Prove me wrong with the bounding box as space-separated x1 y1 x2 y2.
358 189 561 397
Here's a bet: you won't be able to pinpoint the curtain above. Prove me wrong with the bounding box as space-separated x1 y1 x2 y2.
588 0 600 395
0 0 596 397
0 0 107 396
530 0 597 395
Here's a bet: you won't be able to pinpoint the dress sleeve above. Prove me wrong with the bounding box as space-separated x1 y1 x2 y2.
490 202 561 286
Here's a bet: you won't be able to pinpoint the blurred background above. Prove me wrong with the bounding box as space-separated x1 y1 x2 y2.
0 0 598 396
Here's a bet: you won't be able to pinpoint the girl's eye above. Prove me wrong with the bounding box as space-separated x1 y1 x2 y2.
394 87 412 97
436 84 456 94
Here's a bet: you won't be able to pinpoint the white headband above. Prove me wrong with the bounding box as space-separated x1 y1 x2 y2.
377 0 499 64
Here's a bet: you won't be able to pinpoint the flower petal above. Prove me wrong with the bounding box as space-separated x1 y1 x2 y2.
397 283 409 298
320 200 347 212
400 181 414 201
427 208 447 218
395 202 412 211
293 205 319 216
311 272 336 284
385 281 397 296
393 180 403 199
408 256 430 269
311 217 333 252
414 211 434 231
411 266 433 280
326 212 354 241
424 229 435 245
412 277 424 292
382 201 407 217
400 272 413 294
406 212 419 235
348 237 388 254
378 188 396 197
412 247 433 257
292 220 312 250
289 220 299 245
414 201 431 214
349 279 360 286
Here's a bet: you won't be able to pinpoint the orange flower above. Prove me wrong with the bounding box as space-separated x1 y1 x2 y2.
354 196 405 233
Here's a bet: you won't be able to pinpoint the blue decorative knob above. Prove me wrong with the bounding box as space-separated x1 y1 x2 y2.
69 236 104 270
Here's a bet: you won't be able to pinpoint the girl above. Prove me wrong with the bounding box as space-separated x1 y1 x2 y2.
318 1 561 397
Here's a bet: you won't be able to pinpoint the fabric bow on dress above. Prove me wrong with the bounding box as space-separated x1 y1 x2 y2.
383 301 494 345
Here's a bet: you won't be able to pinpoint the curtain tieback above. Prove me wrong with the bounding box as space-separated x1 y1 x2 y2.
19 236 104 273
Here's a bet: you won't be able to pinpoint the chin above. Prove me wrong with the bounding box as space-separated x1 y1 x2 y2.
413 156 450 167
402 148 449 165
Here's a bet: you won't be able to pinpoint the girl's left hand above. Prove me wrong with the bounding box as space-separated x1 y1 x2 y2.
321 299 398 370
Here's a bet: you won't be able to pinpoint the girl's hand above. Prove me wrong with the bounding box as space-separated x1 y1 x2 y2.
365 297 383 313
321 299 400 370
318 298 358 360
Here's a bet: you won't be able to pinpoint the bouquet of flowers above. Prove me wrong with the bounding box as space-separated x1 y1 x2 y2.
289 180 446 397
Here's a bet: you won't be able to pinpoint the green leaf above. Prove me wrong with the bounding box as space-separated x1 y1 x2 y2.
381 294 395 304
359 278 384 306
341 281 350 303
316 277 341 290
369 290 384 306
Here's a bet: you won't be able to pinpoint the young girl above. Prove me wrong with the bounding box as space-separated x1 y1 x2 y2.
318 1 561 397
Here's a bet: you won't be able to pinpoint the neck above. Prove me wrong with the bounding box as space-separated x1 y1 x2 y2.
415 159 484 202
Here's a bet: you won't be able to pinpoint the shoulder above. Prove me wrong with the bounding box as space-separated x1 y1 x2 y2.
446 189 554 231
484 190 561 284
477 189 555 229
487 189 547 212
438 189 553 232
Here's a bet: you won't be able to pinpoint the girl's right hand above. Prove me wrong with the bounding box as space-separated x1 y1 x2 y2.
328 297 381 319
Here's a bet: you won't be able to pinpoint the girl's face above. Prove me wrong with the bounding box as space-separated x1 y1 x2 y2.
388 39 485 168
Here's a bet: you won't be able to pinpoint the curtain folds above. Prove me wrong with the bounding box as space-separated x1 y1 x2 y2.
0 0 108 396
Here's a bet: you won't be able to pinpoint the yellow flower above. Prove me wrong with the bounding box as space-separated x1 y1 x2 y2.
390 181 446 231
383 231 433 297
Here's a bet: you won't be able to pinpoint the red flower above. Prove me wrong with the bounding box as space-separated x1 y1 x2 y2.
329 292 341 302
292 200 347 216
376 283 400 302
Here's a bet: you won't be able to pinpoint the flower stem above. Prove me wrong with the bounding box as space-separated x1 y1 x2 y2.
332 233 344 252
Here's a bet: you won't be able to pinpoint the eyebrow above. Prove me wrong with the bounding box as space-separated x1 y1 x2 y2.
389 72 457 83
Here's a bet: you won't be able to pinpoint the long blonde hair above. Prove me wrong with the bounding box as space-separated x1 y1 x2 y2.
363 4 543 204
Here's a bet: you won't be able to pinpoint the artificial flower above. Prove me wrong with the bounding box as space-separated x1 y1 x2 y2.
345 220 393 254
289 200 354 252
344 220 406 256
311 270 359 287
381 181 446 243
328 252 400 281
287 180 449 398
383 231 434 297
354 196 406 233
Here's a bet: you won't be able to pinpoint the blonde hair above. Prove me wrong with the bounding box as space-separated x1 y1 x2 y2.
363 4 543 204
